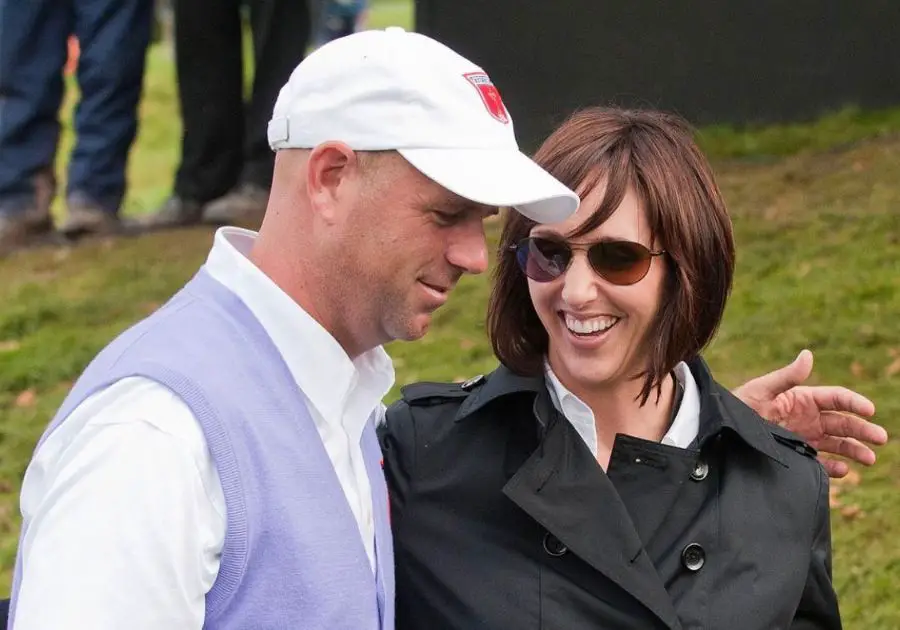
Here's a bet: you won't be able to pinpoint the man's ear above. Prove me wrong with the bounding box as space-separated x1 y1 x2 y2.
306 142 360 224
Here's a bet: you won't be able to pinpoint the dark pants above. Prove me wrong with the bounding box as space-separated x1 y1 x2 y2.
0 0 153 217
172 0 310 203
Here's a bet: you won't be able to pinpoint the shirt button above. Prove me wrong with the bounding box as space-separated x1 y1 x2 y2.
690 459 709 481
681 543 706 572
543 533 568 557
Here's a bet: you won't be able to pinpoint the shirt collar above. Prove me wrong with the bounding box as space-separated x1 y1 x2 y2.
665 362 700 448
543 360 701 456
203 227 395 434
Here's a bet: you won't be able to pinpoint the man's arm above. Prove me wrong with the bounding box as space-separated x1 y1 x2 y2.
13 379 224 629
732 349 887 478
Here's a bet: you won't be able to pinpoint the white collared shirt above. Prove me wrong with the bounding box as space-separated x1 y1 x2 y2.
545 361 700 455
13 227 394 630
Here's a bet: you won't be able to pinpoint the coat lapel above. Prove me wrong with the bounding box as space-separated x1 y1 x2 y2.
502 394 682 630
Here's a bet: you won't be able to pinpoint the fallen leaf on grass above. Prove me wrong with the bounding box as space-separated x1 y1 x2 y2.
0 503 14 534
840 505 864 520
459 339 476 350
14 389 37 408
885 357 900 377
829 486 842 508
52 248 72 262
850 361 865 378
0 340 21 353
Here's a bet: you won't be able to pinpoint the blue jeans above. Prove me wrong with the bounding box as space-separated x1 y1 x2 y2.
0 0 153 217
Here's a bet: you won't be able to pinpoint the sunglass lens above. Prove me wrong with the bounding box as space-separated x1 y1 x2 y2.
517 237 570 282
589 241 652 285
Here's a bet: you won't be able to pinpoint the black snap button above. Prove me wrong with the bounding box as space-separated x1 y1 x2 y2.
681 543 705 572
690 460 709 481
543 533 568 557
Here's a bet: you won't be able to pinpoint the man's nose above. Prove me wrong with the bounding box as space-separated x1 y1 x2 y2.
446 220 489 275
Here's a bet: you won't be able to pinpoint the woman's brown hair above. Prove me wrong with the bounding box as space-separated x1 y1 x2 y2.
487 107 735 404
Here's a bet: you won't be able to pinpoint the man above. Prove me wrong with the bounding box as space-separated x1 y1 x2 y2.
0 0 153 255
140 0 310 230
7 28 576 628
5 28 885 629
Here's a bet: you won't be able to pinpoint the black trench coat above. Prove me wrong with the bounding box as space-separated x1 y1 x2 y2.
378 358 840 630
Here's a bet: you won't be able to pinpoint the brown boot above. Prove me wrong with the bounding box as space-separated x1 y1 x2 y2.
0 169 56 256
0 209 54 257
201 183 268 228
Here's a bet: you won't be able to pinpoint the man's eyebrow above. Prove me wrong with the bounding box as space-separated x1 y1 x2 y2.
427 194 498 217
443 197 477 212
448 198 498 216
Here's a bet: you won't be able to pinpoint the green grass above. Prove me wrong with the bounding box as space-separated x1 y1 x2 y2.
699 106 900 161
3 1 900 625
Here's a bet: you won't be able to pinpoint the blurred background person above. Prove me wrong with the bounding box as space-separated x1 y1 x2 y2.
142 0 311 230
313 0 370 48
0 0 154 255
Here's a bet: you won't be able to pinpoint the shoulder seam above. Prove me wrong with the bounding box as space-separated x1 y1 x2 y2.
770 430 818 460
400 379 481 406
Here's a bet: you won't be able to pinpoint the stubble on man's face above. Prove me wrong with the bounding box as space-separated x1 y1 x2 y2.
331 156 463 351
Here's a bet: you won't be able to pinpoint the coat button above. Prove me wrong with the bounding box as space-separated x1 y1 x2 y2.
690 460 709 481
681 543 705 572
543 533 568 557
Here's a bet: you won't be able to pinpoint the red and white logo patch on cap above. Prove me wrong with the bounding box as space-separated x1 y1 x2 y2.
463 72 509 124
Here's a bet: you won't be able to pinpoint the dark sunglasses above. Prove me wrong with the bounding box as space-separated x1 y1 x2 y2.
510 236 665 285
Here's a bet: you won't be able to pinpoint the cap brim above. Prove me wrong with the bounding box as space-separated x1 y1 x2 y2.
398 148 579 224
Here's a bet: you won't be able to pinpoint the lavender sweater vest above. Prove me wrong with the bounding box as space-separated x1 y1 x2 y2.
8 269 394 630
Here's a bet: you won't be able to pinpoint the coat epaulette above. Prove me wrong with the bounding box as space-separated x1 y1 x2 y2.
770 428 818 460
400 374 487 407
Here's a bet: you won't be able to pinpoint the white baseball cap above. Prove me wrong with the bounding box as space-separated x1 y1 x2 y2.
267 27 579 223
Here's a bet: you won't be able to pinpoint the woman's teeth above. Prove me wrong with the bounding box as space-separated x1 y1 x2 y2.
564 314 619 335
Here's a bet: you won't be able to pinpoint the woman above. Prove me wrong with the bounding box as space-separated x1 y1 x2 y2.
379 107 841 629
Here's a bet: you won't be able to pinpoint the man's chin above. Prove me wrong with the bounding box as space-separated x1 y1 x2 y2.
386 313 433 344
405 313 434 342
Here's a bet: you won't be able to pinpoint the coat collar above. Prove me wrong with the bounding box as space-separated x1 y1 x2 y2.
687 356 791 468
456 358 791 468
454 364 544 422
